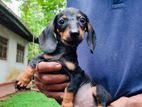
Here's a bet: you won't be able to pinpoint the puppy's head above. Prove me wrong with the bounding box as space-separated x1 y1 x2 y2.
39 8 96 53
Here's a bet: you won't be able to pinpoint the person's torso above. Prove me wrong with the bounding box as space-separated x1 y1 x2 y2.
68 0 142 100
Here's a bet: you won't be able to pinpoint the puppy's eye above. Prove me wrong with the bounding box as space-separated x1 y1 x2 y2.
79 16 86 24
58 18 65 25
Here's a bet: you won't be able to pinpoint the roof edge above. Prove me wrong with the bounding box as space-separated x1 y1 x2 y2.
0 0 38 43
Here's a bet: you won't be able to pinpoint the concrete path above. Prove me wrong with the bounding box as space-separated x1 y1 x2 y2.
0 82 17 97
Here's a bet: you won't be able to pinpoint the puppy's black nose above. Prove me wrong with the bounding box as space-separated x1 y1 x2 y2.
70 32 79 39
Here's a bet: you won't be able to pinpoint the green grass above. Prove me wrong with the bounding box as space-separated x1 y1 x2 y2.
0 91 61 107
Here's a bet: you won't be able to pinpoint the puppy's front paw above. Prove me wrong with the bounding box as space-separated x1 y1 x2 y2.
15 74 31 90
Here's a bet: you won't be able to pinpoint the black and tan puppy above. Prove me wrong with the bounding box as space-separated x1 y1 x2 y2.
16 8 112 107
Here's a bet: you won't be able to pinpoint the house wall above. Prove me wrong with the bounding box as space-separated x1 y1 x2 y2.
0 24 29 83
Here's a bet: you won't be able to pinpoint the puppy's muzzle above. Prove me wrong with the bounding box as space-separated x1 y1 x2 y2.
70 32 80 40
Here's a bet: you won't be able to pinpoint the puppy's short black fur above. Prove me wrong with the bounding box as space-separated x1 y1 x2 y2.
16 8 112 107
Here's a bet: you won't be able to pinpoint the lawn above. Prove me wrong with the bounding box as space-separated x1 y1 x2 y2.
0 91 60 107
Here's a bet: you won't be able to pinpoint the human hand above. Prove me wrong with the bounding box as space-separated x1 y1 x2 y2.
35 62 98 107
34 62 69 101
108 94 142 107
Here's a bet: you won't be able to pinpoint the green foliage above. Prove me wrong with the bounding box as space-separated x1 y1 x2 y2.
0 91 60 107
2 0 12 3
19 0 66 60
20 0 66 36
2 0 66 60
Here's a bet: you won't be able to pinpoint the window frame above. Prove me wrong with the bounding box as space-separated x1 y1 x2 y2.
0 36 8 60
16 44 25 63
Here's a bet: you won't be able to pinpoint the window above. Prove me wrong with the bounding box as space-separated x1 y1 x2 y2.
16 44 25 63
0 36 8 60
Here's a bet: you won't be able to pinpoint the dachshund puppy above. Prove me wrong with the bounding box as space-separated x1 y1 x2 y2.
16 8 112 107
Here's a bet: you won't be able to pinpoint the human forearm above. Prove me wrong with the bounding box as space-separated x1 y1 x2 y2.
108 94 142 107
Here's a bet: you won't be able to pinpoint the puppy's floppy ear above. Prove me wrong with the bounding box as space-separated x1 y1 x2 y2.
86 22 96 53
39 22 58 53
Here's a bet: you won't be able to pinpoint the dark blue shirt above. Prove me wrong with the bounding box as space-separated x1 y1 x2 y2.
67 0 142 100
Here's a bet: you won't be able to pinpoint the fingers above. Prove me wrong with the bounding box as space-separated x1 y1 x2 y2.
37 62 62 73
35 74 69 84
35 77 67 101
34 74 68 92
35 74 68 101
34 61 69 101
36 82 68 92
42 91 64 101
35 61 69 84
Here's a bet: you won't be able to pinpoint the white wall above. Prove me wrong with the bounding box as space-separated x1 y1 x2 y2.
0 24 29 83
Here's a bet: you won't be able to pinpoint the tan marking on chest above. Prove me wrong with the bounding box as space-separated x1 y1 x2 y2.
43 54 54 59
64 61 76 71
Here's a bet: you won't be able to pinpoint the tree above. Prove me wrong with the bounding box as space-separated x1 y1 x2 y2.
20 0 66 60
3 0 66 60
